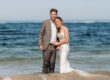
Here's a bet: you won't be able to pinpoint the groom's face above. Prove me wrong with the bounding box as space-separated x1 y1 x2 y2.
50 12 57 21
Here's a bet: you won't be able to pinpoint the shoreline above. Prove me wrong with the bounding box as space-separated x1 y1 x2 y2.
0 71 110 80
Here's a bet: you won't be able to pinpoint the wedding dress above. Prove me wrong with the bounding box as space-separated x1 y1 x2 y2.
57 27 74 73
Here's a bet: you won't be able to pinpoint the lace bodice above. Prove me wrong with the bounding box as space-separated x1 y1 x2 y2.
58 28 65 42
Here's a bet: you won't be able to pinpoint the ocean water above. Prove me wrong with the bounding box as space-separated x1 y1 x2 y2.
0 22 110 78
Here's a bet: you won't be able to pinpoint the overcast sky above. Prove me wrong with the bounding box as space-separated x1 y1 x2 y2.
0 0 110 21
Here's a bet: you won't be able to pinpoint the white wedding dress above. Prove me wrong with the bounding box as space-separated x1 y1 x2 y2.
57 28 74 73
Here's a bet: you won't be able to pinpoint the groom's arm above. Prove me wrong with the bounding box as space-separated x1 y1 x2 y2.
38 22 45 46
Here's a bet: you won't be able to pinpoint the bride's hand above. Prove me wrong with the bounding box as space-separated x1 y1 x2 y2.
56 46 60 50
52 41 59 46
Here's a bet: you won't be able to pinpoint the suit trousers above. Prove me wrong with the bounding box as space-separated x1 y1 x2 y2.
42 43 56 73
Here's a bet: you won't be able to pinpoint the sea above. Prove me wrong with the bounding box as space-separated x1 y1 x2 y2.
0 21 110 80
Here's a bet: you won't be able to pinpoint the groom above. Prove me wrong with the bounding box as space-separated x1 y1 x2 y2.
38 9 58 73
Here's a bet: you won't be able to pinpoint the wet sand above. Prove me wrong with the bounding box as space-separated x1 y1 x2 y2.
1 71 110 80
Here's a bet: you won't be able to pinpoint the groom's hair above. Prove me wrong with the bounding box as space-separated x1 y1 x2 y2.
50 8 58 14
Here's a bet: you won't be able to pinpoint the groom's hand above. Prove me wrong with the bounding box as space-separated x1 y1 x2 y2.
52 42 57 45
39 45 43 51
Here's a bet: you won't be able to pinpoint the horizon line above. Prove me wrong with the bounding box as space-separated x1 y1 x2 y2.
0 19 110 23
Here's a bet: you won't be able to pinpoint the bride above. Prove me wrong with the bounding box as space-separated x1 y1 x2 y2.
52 17 93 74
52 17 94 74
52 17 74 73
52 17 110 79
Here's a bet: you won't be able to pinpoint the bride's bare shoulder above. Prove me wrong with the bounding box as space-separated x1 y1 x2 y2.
63 26 69 31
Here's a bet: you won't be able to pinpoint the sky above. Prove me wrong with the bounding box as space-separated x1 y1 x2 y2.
0 0 110 22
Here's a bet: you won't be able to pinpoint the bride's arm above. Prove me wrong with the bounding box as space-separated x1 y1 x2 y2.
53 27 69 46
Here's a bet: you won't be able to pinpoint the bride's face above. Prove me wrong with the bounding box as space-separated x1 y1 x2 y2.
55 19 62 28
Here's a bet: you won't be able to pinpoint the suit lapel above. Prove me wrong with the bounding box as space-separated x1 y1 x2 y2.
47 19 58 41
47 19 51 38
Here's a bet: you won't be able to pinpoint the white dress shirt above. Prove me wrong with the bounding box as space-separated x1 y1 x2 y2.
50 19 57 43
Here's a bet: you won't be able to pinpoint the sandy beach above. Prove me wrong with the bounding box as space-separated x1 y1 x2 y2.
0 71 110 80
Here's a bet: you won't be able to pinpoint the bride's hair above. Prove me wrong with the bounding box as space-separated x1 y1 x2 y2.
55 17 63 24
55 17 63 32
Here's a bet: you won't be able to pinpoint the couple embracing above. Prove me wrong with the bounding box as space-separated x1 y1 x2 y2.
38 8 73 73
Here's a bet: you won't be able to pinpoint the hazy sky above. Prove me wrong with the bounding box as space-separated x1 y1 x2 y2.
0 0 110 21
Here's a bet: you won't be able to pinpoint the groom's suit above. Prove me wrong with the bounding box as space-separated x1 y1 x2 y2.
38 19 58 73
